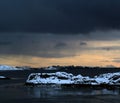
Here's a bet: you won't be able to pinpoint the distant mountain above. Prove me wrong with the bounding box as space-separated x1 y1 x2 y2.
0 65 23 70
44 66 59 70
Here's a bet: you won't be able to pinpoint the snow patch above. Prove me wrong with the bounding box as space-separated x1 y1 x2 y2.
95 72 120 85
45 66 58 70
0 76 6 78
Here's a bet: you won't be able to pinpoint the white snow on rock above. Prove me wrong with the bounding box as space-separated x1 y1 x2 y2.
0 75 10 79
56 72 73 79
95 72 120 85
72 75 89 84
26 72 75 84
26 72 91 85
26 72 120 86
0 65 22 70
0 76 6 79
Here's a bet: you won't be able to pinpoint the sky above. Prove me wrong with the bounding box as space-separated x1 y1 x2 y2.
0 0 120 67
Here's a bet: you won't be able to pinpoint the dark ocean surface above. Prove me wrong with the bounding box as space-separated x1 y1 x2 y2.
0 69 120 103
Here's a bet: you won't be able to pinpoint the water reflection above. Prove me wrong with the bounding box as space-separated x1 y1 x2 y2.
27 86 120 98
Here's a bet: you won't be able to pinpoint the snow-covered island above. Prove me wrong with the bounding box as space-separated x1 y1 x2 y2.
25 71 120 89
0 76 10 79
0 65 28 70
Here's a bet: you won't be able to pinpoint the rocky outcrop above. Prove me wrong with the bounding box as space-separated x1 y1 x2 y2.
25 72 120 89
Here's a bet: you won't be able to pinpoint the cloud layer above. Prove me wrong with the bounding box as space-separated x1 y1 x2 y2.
0 31 120 58
0 0 120 33
0 1 120 67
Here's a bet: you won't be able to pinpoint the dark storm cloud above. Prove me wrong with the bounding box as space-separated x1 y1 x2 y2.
54 42 67 49
0 41 12 46
0 0 120 33
101 46 120 51
0 34 77 58
80 42 87 46
89 46 120 51
0 33 120 58
1 0 120 59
